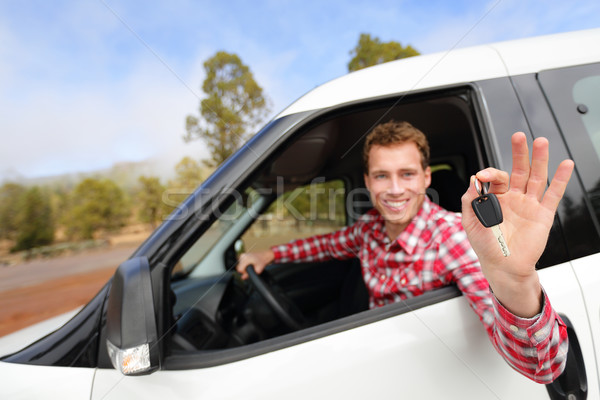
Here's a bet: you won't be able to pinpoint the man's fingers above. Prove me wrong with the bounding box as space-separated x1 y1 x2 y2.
237 250 274 280
475 168 510 194
461 176 479 213
541 159 574 212
236 254 250 278
510 132 531 193
526 137 550 201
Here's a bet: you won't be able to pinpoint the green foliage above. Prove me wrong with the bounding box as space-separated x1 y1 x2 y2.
348 33 420 72
50 184 73 232
0 182 27 239
164 157 205 212
64 178 130 239
267 180 346 223
136 176 167 228
185 51 270 168
12 186 55 252
170 157 204 189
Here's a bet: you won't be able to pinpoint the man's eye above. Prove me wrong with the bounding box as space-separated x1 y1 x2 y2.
402 172 415 178
375 174 387 179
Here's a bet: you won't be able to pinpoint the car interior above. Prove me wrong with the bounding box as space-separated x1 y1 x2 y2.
167 87 488 354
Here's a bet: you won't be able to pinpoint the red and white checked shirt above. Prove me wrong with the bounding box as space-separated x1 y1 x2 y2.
272 197 568 383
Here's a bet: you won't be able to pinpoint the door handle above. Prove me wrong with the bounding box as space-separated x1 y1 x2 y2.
546 315 588 399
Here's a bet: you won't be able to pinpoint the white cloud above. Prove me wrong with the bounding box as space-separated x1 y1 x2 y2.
0 50 208 179
1 0 599 181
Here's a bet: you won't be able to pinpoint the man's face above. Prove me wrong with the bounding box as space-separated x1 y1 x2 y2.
364 142 431 236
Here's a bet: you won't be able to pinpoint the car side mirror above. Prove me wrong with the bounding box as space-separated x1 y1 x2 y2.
106 256 159 375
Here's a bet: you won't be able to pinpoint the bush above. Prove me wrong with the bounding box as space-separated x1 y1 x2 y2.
11 186 55 252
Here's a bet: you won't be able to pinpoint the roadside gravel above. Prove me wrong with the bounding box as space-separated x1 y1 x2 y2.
0 244 138 336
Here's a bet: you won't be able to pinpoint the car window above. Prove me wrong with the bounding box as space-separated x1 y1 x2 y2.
538 63 600 227
173 188 268 279
573 76 600 157
165 88 490 364
240 180 346 253
173 203 237 278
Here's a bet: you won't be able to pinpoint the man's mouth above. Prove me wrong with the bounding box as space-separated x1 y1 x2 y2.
383 199 408 210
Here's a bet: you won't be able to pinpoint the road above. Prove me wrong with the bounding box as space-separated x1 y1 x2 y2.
0 244 138 337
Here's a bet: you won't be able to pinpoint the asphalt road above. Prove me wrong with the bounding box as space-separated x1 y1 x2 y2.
0 244 139 336
0 245 136 292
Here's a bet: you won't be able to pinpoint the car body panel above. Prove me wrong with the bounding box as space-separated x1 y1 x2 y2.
93 296 547 399
0 361 93 399
571 253 600 393
89 262 596 399
0 309 80 358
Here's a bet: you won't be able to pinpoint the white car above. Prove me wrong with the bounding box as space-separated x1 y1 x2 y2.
2 28 599 399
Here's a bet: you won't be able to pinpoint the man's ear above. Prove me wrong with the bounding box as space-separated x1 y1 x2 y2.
424 166 432 188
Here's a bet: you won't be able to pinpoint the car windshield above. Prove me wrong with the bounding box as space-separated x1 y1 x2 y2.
172 188 268 279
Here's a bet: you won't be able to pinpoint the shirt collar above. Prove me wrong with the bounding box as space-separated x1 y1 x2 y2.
394 196 435 254
368 210 389 243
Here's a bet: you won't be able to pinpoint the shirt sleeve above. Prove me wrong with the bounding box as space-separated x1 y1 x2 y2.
271 222 363 263
440 224 568 384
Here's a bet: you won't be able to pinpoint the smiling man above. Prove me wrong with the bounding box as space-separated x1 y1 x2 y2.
362 121 431 240
237 120 570 384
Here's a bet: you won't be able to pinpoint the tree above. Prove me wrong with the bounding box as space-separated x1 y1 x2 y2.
136 176 167 228
348 33 420 72
64 178 130 239
164 157 204 212
170 157 204 190
184 51 270 167
12 186 55 251
0 182 26 240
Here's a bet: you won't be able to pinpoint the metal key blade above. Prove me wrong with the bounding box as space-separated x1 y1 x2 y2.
472 178 510 257
491 225 510 257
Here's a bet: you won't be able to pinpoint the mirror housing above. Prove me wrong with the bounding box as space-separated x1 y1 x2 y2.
106 256 159 375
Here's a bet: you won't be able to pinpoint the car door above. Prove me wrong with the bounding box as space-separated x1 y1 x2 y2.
91 76 595 399
535 62 600 396
0 363 94 399
93 295 554 399
481 70 600 398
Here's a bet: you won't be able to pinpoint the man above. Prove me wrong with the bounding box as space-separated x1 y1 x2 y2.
237 120 573 384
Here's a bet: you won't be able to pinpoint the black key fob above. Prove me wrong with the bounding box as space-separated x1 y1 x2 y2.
471 194 503 228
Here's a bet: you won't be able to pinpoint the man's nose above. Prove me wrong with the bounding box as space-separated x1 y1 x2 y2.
389 176 405 194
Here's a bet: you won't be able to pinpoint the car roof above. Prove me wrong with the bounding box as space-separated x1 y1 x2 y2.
278 28 600 117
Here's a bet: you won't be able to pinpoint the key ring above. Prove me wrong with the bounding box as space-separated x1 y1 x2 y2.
474 178 488 197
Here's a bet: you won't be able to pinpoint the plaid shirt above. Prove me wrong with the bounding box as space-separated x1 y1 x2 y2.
272 197 567 383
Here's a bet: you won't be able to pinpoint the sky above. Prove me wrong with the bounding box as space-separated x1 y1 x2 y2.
1 0 599 181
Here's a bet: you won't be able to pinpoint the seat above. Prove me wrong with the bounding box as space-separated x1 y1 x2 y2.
428 166 468 212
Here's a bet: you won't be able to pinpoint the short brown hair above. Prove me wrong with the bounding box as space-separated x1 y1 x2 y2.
363 120 430 172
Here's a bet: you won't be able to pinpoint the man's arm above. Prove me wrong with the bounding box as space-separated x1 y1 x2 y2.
236 223 363 279
460 132 574 383
461 132 574 317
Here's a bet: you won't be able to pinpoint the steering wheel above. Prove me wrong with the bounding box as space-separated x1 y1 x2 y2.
246 265 305 331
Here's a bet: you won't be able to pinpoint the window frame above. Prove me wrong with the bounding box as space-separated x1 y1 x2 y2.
158 83 504 370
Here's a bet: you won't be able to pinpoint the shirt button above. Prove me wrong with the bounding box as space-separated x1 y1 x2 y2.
380 274 386 280
400 278 407 285
509 325 519 333
534 330 544 338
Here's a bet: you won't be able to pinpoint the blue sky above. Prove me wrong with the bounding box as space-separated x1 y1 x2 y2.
1 0 599 180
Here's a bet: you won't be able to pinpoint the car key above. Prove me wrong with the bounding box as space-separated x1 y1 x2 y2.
471 178 510 257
